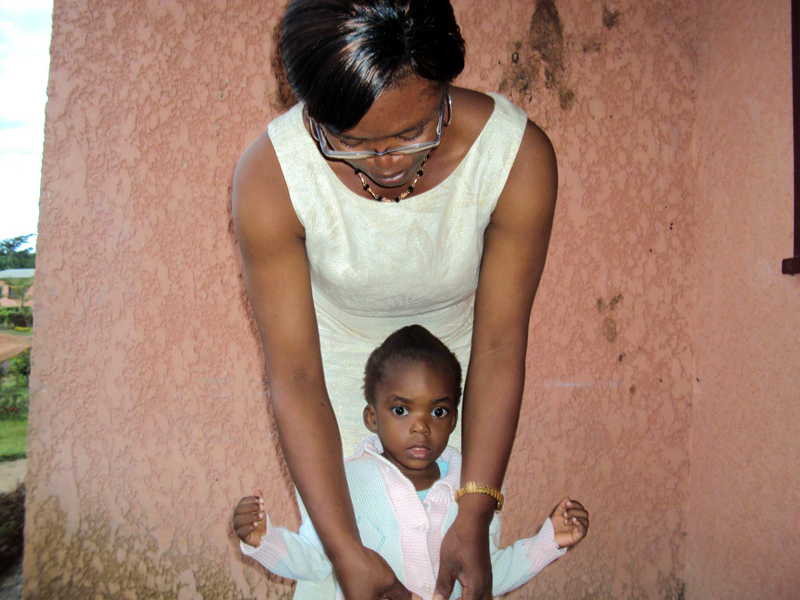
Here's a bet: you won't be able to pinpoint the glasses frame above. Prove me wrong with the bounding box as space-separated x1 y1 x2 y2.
309 87 451 161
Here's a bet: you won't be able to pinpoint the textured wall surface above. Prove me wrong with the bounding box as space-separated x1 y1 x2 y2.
23 0 789 598
26 1 298 597
686 2 800 598
453 1 695 598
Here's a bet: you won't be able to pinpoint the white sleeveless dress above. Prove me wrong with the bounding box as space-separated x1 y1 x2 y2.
267 93 527 599
268 93 527 456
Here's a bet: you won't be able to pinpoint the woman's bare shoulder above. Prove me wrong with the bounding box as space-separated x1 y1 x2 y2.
450 87 495 132
492 119 558 225
432 87 495 172
517 119 557 176
233 131 283 208
449 87 553 160
232 131 304 242
456 86 554 157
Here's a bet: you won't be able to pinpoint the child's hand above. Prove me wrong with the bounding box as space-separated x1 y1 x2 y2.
233 489 267 547
549 497 589 549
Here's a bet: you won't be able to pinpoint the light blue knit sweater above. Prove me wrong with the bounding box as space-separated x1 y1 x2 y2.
241 436 566 599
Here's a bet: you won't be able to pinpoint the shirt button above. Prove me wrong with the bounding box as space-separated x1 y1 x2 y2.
416 522 429 532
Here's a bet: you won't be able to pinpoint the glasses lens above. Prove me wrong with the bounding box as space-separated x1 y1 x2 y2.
313 89 446 159
389 142 438 156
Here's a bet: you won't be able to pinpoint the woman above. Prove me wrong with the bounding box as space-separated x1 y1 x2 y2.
232 1 558 598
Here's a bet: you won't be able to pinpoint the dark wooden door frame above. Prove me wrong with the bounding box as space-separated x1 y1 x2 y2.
783 0 800 274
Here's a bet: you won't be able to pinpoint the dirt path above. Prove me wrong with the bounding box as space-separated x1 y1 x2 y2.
0 459 26 494
0 332 31 363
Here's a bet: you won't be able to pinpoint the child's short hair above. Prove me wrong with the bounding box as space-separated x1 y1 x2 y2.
363 325 462 406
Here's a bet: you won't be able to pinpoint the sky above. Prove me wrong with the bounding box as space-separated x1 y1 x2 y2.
0 0 53 249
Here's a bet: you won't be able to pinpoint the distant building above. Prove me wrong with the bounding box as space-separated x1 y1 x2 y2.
0 269 35 308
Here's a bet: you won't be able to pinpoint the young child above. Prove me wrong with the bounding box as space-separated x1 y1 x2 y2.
234 325 589 599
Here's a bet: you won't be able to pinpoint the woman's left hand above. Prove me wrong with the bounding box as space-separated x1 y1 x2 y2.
434 497 494 600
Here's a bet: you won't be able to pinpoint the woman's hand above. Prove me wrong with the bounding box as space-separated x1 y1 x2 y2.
334 545 420 600
549 497 589 549
434 501 494 600
233 489 266 547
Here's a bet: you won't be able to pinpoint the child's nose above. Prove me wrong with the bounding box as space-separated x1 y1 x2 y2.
411 417 431 435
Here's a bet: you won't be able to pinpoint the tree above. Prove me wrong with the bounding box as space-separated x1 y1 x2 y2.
0 235 36 270
4 278 34 308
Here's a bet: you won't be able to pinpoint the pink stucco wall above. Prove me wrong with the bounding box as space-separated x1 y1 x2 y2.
686 1 800 598
24 0 795 598
455 2 695 597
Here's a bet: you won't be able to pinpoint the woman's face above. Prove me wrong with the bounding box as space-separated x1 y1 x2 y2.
324 76 445 189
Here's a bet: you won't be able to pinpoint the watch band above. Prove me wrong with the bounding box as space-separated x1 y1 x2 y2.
455 482 504 513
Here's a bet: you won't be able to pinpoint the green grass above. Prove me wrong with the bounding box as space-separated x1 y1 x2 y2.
0 420 27 462
0 327 32 337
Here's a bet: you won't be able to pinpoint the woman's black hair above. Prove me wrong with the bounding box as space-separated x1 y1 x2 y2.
281 0 465 132
363 325 462 406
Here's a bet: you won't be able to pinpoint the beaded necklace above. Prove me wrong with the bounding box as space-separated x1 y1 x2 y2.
353 152 431 203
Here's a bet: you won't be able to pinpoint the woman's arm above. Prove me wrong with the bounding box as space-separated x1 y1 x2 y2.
233 133 413 600
435 120 558 600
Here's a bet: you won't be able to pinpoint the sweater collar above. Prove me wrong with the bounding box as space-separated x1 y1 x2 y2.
349 435 462 499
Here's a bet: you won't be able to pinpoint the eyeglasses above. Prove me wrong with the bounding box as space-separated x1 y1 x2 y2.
309 87 451 161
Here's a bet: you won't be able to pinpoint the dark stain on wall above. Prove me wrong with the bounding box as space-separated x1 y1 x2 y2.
597 294 623 343
499 40 540 103
24 498 295 599
529 0 564 70
582 6 622 55
500 0 575 110
602 317 618 343
270 19 297 112
602 5 621 29
658 571 686 600
597 294 624 313
529 0 575 110
582 34 602 53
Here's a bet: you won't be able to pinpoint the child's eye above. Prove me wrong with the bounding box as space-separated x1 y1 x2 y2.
391 406 409 416
431 407 449 418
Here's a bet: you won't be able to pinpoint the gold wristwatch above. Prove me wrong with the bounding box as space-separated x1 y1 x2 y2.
455 482 504 513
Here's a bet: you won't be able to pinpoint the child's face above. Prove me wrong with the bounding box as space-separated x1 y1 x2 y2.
363 358 458 480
